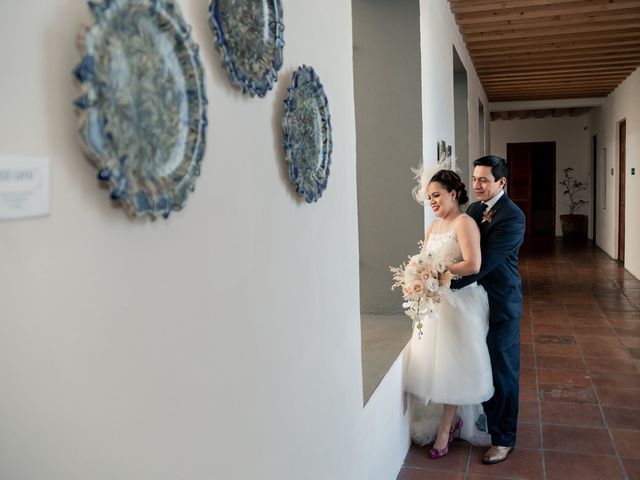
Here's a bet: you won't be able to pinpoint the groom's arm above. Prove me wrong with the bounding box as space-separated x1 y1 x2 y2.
450 209 525 289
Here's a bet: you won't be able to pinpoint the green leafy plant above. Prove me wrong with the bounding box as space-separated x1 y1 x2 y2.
559 167 589 215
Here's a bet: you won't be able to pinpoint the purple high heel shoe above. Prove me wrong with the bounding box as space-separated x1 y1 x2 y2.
430 416 463 459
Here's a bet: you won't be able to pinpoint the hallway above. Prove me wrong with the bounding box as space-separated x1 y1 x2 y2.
397 238 640 480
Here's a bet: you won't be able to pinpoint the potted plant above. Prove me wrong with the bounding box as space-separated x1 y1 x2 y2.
559 167 589 238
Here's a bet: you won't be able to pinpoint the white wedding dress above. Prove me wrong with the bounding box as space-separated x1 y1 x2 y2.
405 228 494 446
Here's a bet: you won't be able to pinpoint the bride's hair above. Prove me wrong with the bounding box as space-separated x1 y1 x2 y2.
413 167 469 205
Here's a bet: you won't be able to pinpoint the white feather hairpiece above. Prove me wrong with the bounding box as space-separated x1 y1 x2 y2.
411 157 461 205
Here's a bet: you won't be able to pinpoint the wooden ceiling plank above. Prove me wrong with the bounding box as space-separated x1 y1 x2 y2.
459 10 640 34
477 64 640 79
469 38 640 56
449 0 590 14
481 73 636 85
487 88 622 97
490 97 609 102
475 57 640 71
471 45 640 62
485 83 626 93
464 21 640 42
487 77 626 86
490 96 608 101
477 64 640 78
486 84 622 94
480 66 637 80
481 76 631 87
448 0 638 14
475 55 640 71
486 81 622 89
455 0 640 25
495 84 616 89
467 28 640 50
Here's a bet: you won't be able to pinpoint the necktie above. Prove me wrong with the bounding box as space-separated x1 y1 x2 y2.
477 202 488 223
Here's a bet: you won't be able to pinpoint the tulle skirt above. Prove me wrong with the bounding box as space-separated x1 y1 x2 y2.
405 282 494 445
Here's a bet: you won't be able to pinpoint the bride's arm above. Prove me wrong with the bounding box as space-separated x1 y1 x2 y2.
424 219 436 245
448 215 481 276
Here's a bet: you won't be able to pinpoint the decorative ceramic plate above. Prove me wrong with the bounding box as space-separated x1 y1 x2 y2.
73 0 208 219
282 66 333 203
208 0 284 97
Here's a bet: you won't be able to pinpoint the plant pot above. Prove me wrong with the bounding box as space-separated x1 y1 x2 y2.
560 214 588 239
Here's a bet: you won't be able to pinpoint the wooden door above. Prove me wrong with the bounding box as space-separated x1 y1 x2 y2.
618 120 626 263
507 143 533 235
592 135 597 239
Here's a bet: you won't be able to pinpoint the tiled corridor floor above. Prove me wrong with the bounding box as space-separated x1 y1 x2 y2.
397 238 640 480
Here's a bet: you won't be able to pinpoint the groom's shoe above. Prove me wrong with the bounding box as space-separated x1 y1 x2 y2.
483 446 513 465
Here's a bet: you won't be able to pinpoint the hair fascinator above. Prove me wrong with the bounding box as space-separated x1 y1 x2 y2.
411 157 460 205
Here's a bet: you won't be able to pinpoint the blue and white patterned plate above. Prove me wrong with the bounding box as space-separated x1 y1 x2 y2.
282 66 333 203
73 0 208 219
208 0 284 98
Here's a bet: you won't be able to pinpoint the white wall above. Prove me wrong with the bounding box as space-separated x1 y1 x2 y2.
0 1 411 479
491 115 592 237
420 0 490 222
353 0 423 314
588 68 640 278
454 68 470 189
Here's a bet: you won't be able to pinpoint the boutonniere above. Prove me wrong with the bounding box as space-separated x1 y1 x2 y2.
482 208 496 224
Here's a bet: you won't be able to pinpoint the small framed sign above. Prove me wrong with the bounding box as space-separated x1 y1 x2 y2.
0 155 49 221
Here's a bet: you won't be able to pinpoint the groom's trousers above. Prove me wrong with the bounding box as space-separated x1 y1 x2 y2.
483 315 520 447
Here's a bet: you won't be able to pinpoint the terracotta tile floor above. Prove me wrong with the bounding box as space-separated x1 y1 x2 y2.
397 238 640 480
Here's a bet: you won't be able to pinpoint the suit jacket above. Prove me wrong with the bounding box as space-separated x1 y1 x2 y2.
451 194 526 324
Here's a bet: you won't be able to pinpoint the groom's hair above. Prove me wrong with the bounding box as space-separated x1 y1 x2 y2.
473 155 508 181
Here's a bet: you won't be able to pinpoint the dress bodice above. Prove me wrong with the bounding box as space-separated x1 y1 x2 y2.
424 230 463 267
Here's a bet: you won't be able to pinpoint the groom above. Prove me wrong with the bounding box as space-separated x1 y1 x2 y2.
450 155 525 464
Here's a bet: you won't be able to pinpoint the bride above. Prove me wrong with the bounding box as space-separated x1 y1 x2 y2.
406 168 493 458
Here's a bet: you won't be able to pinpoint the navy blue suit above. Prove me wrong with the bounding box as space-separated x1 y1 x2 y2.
451 194 525 447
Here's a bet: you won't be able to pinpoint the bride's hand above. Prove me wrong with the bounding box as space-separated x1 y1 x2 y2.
438 270 453 289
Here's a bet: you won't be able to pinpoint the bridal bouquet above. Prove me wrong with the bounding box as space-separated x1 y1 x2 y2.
390 243 453 338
